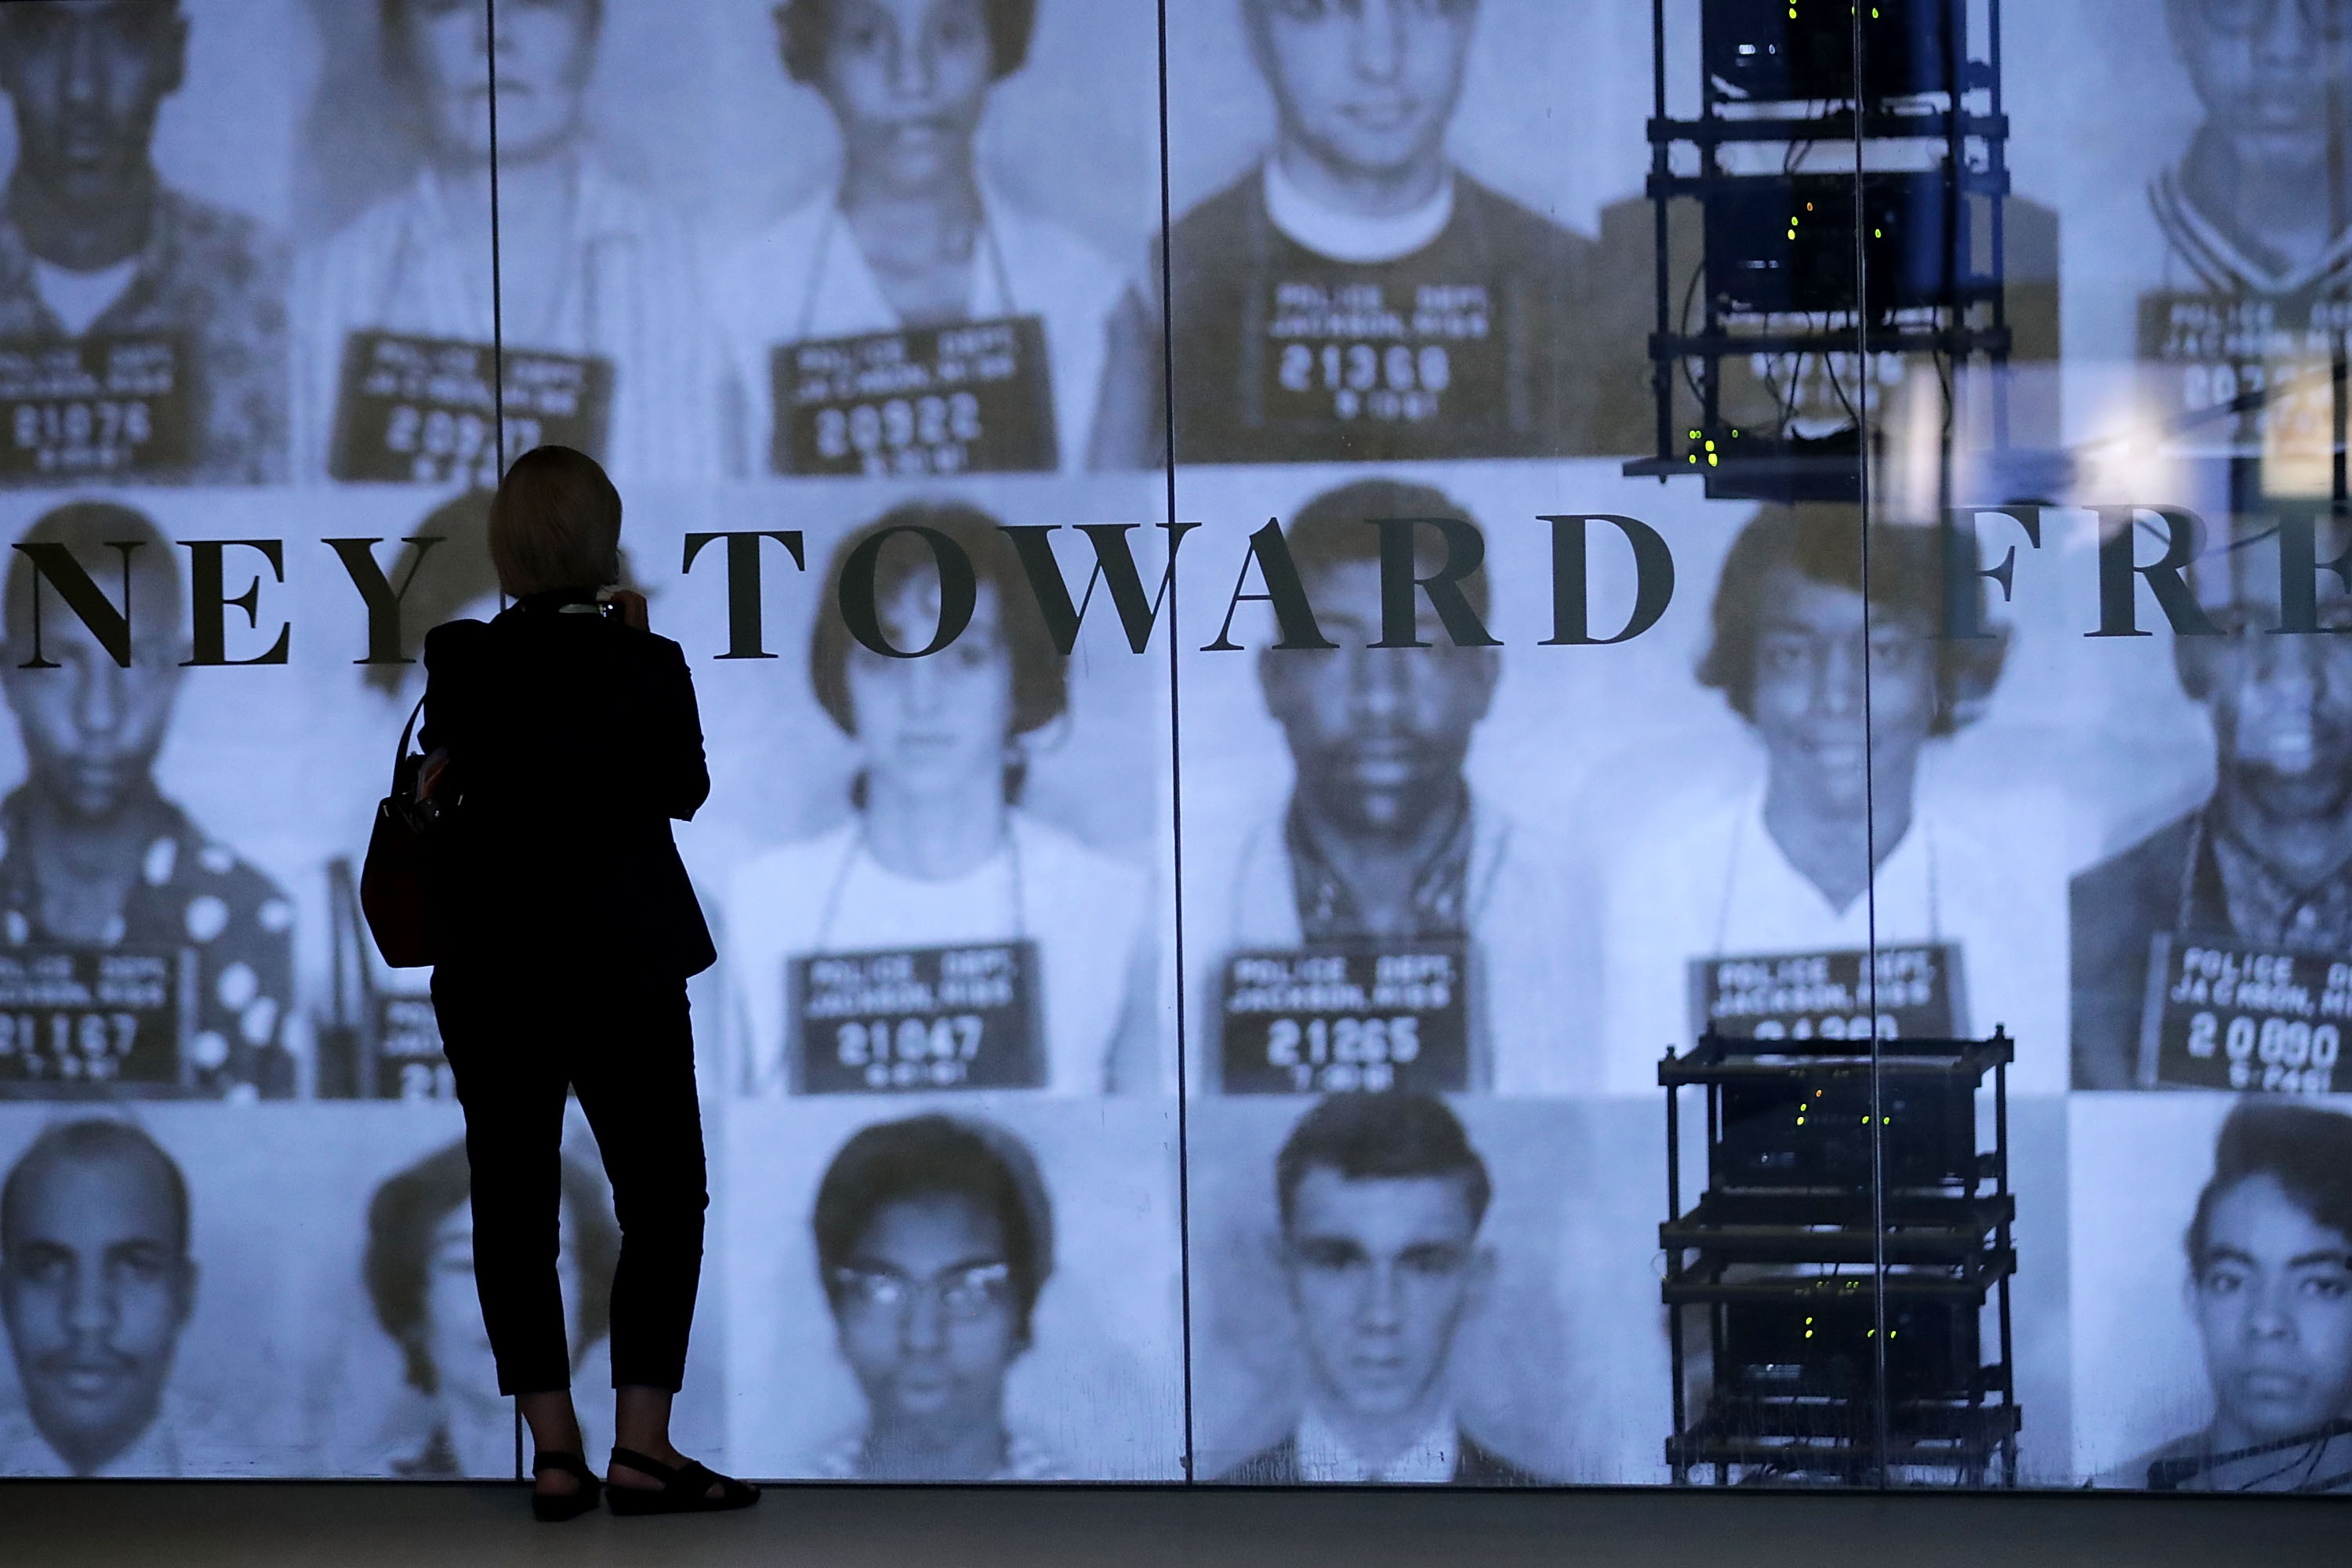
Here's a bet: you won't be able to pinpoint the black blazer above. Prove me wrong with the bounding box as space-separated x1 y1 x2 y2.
421 596 716 982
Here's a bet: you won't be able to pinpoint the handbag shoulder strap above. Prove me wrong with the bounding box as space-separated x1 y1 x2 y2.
395 693 426 771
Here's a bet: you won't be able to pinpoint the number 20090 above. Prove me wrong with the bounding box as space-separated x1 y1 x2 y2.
2185 1011 2339 1094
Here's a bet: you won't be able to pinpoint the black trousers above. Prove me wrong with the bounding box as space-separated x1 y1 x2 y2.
430 967 708 1396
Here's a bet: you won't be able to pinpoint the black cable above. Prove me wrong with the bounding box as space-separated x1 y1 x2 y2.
1152 0 1197 1487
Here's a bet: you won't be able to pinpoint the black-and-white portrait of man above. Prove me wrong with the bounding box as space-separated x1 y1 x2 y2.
1094 0 1605 466
1218 1092 1542 1483
0 1118 194 1475
0 1 288 485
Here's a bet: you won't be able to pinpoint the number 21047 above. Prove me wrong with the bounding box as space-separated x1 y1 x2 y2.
837 1014 985 1090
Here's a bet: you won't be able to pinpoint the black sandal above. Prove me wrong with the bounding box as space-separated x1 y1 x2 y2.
605 1446 760 1516
530 1450 603 1523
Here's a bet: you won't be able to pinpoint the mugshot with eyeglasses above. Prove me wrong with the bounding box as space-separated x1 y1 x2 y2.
805 1112 1065 1479
0 0 289 485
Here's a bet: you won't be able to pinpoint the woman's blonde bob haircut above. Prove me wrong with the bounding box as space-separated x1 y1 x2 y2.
488 445 622 598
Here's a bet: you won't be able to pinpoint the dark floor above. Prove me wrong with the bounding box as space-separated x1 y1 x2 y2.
0 1482 2344 1567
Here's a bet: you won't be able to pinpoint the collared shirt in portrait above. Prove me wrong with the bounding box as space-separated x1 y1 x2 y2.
0 187 289 484
1293 1403 1461 1485
1207 790 1588 1094
0 787 296 1098
723 813 1152 1098
1284 789 1474 945
2207 813 2352 952
2150 167 2352 301
292 153 724 481
811 1429 1068 1482
2072 801 2352 1088
0 1398 183 1477
1595 779 2069 1095
2114 1423 2352 1494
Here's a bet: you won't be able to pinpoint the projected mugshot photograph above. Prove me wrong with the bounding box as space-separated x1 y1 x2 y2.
1592 506 2067 1091
0 0 289 487
1203 477 1577 1096
805 1112 1065 1480
294 0 722 484
0 1118 194 1475
2096 1100 2352 1494
711 0 1127 480
0 502 293 1099
722 503 1157 1098
2151 0 2351 301
356 1138 619 1479
1093 0 1604 468
1213 1093 1542 1485
2071 514 2352 1091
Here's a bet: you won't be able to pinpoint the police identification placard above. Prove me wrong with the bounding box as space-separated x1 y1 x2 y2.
374 992 450 1102
330 330 612 485
2136 934 2344 1094
0 333 191 479
789 941 1044 1093
1259 276 1498 434
0 946 194 1094
1219 943 1468 1094
772 314 1056 477
1687 944 1963 1044
2134 289 2347 463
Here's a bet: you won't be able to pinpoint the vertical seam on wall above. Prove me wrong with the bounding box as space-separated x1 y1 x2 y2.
484 0 519 1483
1155 0 1196 1488
1851 0 1890 1492
487 0 507 480
1155 0 1197 1487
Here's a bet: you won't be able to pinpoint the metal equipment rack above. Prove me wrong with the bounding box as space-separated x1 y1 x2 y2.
1660 1028 2020 1486
1625 0 2011 503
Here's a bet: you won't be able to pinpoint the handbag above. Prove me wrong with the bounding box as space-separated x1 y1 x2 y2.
359 694 447 968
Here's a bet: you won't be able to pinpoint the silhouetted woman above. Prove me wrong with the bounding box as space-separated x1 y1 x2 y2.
421 445 755 1520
